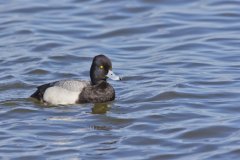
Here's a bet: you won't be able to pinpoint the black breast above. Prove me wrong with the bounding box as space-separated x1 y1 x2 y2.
77 82 115 103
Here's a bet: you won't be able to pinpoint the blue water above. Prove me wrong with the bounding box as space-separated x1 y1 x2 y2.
0 0 240 159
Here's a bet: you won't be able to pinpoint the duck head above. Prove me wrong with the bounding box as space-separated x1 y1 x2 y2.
90 55 121 85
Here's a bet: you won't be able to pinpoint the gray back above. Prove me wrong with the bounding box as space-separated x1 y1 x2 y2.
54 80 90 92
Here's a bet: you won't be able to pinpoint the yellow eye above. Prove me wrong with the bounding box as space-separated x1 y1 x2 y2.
99 65 104 69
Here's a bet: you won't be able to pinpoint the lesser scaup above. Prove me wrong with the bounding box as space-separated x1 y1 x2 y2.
30 54 121 105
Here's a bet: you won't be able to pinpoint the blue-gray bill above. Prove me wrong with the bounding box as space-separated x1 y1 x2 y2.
106 70 121 80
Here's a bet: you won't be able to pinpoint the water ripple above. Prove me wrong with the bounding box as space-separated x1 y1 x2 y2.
0 0 240 159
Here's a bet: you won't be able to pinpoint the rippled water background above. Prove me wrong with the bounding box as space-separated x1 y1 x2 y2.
1 0 240 159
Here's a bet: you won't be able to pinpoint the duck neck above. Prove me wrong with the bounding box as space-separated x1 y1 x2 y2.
90 72 107 85
91 79 107 85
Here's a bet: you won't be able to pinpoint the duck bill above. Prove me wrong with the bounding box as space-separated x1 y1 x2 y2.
106 70 121 80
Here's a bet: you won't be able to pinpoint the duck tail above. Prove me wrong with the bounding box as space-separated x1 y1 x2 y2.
30 83 52 101
30 89 42 101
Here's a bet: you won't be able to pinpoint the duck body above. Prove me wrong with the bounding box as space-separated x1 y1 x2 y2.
77 81 115 103
30 55 120 105
31 80 115 105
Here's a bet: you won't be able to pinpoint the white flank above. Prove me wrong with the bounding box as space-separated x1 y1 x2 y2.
43 86 80 105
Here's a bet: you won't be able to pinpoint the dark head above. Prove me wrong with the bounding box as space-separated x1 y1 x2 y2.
90 55 121 85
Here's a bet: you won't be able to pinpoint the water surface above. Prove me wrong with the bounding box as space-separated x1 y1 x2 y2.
0 0 240 159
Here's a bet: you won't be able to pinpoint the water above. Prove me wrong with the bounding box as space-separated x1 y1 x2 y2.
0 0 240 159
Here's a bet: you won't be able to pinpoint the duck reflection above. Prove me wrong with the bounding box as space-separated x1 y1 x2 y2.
91 103 111 114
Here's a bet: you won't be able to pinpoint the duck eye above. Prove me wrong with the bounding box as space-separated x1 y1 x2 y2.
99 65 104 69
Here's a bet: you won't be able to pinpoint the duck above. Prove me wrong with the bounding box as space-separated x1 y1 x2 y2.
30 54 121 105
